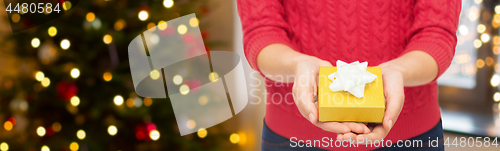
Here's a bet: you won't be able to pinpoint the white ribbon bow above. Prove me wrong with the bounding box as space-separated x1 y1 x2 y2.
328 60 377 98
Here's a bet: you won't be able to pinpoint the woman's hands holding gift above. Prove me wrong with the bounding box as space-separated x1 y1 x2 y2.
291 56 371 135
336 63 405 144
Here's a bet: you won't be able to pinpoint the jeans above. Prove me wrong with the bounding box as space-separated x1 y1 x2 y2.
261 119 444 151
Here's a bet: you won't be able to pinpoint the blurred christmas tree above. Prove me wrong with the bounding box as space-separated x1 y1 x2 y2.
0 0 236 150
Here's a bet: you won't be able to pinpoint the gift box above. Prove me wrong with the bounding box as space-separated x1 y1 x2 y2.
318 66 385 123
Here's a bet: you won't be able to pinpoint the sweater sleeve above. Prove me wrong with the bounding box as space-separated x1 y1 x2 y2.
237 0 293 71
401 0 461 80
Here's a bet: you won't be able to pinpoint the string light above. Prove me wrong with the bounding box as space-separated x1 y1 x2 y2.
474 39 482 48
61 39 71 50
48 26 57 37
52 122 61 132
143 98 153 106
103 34 113 44
173 75 183 85
486 57 494 66
41 145 50 151
198 96 208 106
209 72 220 82
70 68 80 78
229 133 240 144
477 59 485 68
190 17 199 27
197 128 207 138
0 142 8 151
147 22 156 31
149 130 160 141
31 37 40 48
458 25 468 36
12 13 20 23
114 19 126 31
180 84 190 95
77 129 86 140
138 11 149 21
69 142 79 151
150 70 160 80
37 126 46 137
177 24 187 35
491 74 500 87
41 77 51 87
3 121 13 131
494 92 500 102
86 12 95 22
158 21 167 30
108 125 118 136
186 120 196 129
103 72 112 81
477 24 486 33
35 71 45 81
70 96 80 106
63 1 72 11
114 95 124 106
163 0 174 8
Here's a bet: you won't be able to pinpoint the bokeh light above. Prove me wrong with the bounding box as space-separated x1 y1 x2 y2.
178 24 187 35
69 142 79 151
150 70 160 80
3 121 13 131
190 17 199 27
163 0 174 8
197 128 207 138
32 38 40 48
52 122 61 132
61 39 71 50
149 130 160 141
70 68 80 78
114 95 124 106
494 92 500 102
35 71 45 81
41 145 50 151
41 77 51 87
103 72 112 81
209 72 220 82
103 34 113 44
138 11 149 21
0 142 8 151
186 120 196 129
86 12 95 22
143 98 153 106
108 125 118 136
114 19 126 31
37 126 46 137
180 84 190 95
229 133 240 144
70 96 80 106
48 26 57 37
11 13 20 23
158 21 167 30
77 129 86 140
173 75 183 85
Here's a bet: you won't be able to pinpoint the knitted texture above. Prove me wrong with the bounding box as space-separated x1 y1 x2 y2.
237 0 460 150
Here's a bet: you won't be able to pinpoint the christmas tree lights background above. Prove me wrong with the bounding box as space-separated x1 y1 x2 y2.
0 0 260 150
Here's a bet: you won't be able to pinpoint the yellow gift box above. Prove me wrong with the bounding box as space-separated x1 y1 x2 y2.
318 66 385 123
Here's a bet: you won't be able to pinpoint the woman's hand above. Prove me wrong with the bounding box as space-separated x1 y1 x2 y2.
291 56 371 135
337 63 405 144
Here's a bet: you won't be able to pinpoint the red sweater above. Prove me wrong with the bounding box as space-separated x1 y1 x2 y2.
238 0 460 150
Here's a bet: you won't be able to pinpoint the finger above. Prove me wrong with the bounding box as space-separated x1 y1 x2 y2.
337 133 344 141
316 122 351 134
343 122 368 134
317 60 333 67
342 132 358 141
382 75 404 131
355 125 388 144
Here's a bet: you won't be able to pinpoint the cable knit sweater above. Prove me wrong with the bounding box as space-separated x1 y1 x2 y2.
237 0 460 150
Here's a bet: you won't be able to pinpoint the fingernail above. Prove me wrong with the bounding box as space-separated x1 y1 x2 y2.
309 113 315 123
388 120 393 130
